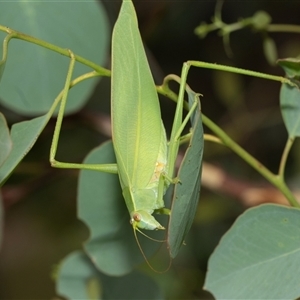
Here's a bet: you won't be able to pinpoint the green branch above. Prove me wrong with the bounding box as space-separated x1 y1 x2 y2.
157 74 300 208
278 136 295 178
267 24 300 34
202 114 299 208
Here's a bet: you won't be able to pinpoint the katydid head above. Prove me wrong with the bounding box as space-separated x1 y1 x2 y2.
130 210 165 230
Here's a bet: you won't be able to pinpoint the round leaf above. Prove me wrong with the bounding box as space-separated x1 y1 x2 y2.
204 204 300 299
0 0 109 115
56 251 102 300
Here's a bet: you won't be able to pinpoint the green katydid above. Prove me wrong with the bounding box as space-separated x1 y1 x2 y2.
110 0 199 233
50 0 200 245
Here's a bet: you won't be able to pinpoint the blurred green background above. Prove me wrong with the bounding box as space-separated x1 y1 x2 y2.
1 0 300 299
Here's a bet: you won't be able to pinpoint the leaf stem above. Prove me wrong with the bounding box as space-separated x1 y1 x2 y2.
202 114 300 208
268 24 300 34
204 134 222 144
278 136 295 178
187 60 293 86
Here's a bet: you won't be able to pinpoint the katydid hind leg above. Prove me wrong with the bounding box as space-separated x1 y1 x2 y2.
49 51 118 174
50 50 76 168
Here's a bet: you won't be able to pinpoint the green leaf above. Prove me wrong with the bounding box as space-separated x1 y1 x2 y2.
0 0 109 115
78 142 166 276
280 82 300 137
56 250 163 300
168 92 203 258
277 58 300 78
0 112 12 167
204 204 300 299
56 250 102 300
0 114 49 185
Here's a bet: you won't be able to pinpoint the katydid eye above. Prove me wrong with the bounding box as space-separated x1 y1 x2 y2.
133 213 141 222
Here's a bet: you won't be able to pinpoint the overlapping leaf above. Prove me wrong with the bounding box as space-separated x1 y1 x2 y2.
0 114 49 185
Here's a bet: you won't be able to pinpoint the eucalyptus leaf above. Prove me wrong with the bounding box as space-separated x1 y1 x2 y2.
56 250 163 300
56 251 102 300
0 0 109 115
78 141 166 276
204 204 300 299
